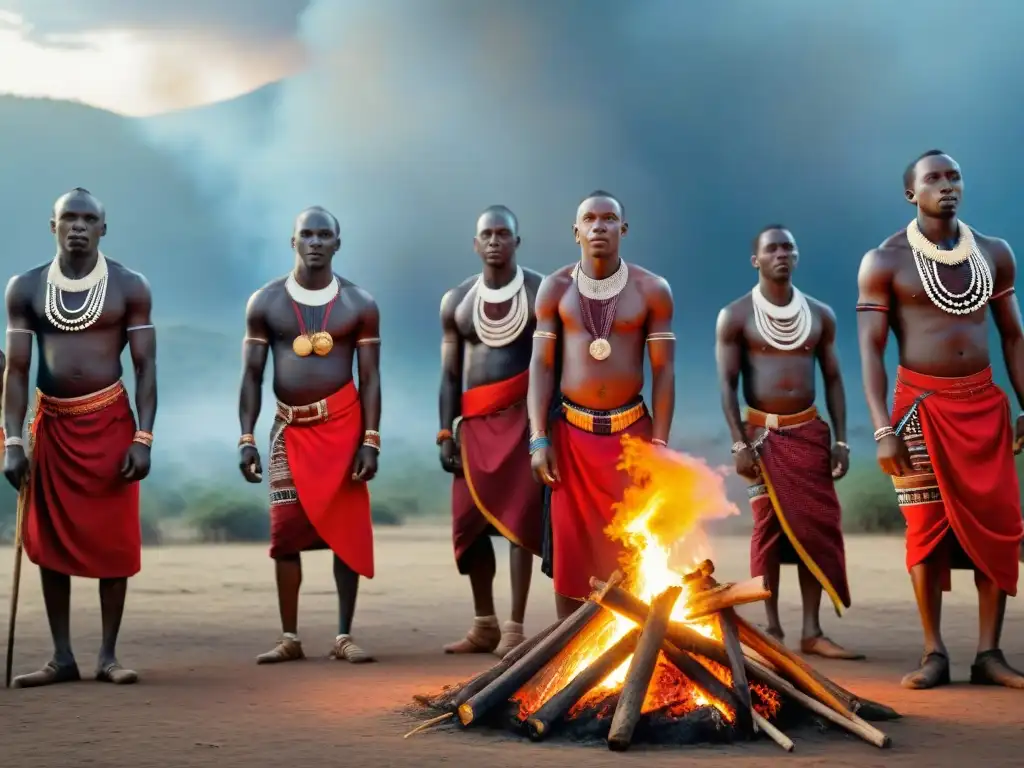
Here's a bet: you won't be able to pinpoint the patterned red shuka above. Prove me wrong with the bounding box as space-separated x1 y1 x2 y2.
452 370 543 571
891 366 1022 596
745 406 852 616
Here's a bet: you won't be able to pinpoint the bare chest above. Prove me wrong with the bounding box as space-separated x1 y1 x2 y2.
892 251 994 313
742 310 822 356
31 278 127 334
558 284 647 334
266 292 361 342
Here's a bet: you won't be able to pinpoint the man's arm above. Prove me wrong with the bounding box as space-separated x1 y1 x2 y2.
438 290 463 435
527 275 564 437
644 276 676 444
124 272 157 434
3 275 35 442
354 296 381 433
239 290 271 436
714 305 747 445
989 239 1024 410
815 304 847 443
855 249 895 431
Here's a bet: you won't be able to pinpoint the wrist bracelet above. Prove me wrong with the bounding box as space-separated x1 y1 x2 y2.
436 429 453 446
652 438 667 447
529 435 551 455
133 430 153 447
239 433 256 448
730 441 749 455
873 426 895 442
3 436 23 448
363 430 381 452
835 440 849 449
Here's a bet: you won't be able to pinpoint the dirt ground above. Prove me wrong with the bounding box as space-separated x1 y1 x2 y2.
1 526 1023 768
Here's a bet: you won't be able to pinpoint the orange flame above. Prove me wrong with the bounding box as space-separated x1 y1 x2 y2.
514 436 750 720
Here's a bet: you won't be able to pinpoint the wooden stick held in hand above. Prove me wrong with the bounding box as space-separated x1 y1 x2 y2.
5 473 29 688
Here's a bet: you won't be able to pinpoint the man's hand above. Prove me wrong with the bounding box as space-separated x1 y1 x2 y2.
121 442 152 482
1014 414 1024 455
831 442 850 480
239 445 263 483
876 434 913 476
439 438 462 475
732 444 760 480
3 445 29 491
531 446 559 487
351 445 379 482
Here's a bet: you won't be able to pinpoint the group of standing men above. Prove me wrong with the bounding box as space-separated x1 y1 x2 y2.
2 149 1023 693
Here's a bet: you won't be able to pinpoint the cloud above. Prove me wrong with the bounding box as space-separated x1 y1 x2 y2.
0 0 309 44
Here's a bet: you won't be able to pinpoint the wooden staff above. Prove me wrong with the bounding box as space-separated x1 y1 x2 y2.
607 585 681 751
5 473 29 688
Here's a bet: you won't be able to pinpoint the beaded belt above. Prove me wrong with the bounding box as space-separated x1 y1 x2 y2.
561 397 647 435
36 380 125 417
275 398 330 426
744 405 817 430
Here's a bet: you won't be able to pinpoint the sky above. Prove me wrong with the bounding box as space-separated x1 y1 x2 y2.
0 1 309 115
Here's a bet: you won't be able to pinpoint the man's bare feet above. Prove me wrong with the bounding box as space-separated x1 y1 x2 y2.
800 634 865 661
901 651 950 689
330 635 375 663
11 660 81 688
443 620 501 654
970 650 1024 689
256 636 305 664
95 661 138 685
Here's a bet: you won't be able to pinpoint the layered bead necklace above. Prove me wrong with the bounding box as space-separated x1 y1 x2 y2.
573 259 629 360
906 219 992 316
44 252 109 332
751 284 812 351
473 265 528 348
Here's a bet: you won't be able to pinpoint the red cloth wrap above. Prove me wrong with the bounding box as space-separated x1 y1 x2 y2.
452 370 542 571
746 410 851 615
892 366 1022 595
550 412 653 600
270 382 374 578
24 382 141 579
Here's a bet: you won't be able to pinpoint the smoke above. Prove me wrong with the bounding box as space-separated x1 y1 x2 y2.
139 0 1024 448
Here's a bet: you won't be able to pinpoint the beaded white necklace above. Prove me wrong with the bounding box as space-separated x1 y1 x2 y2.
572 259 629 300
906 220 992 315
751 284 812 351
286 273 339 306
473 266 528 347
44 252 108 332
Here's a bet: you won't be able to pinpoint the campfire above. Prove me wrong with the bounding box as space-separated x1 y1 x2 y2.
410 437 899 751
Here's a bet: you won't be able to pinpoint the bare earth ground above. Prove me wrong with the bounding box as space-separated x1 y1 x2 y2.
1 527 1023 768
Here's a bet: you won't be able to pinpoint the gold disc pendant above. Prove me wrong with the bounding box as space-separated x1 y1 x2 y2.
589 338 612 360
293 335 314 357
310 331 334 356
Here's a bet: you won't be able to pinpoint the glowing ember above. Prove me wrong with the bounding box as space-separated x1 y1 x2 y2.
513 435 763 722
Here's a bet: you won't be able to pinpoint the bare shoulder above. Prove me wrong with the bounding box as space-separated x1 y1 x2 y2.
973 229 1015 265
440 274 478 315
5 265 46 307
246 276 286 312
107 259 152 300
338 276 378 316
803 292 836 323
858 234 904 280
537 264 575 298
716 293 751 335
629 263 672 298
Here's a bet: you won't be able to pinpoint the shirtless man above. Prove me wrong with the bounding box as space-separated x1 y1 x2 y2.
528 191 675 619
857 149 1024 689
716 225 860 660
239 206 381 664
3 188 157 688
438 205 544 657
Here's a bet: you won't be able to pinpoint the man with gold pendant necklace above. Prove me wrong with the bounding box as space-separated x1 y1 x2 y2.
237 206 382 664
527 190 676 619
857 149 1024 689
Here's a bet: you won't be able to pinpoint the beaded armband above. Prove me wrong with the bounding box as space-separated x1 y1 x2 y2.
646 332 675 342
992 286 1016 302
855 303 889 313
533 331 557 341
356 337 381 346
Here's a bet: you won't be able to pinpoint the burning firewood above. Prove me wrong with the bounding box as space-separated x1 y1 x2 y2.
457 573 621 727
526 629 640 741
607 586 682 751
414 563 895 751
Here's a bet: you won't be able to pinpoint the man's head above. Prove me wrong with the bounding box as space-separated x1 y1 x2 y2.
904 149 962 219
474 205 520 268
751 225 798 281
51 188 106 255
574 190 627 259
291 206 340 270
